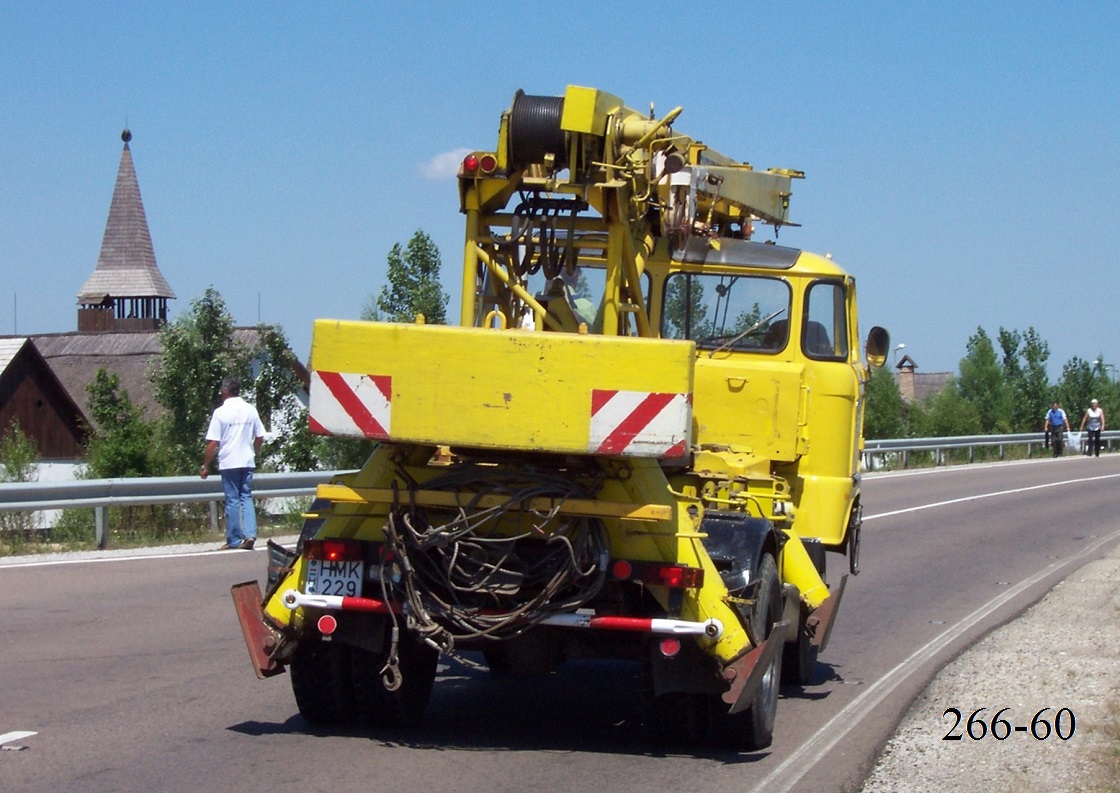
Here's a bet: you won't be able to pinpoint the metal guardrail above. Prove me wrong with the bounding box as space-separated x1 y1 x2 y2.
863 431 1119 470
0 470 347 549
2 431 1116 550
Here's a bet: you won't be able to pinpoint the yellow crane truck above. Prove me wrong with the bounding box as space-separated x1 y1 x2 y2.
233 85 889 750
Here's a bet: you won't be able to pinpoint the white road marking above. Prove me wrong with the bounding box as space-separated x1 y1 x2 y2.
0 731 37 745
864 471 1120 522
0 544 280 570
747 527 1120 793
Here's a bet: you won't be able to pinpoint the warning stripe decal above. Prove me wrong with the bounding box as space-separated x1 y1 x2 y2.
309 371 392 439
590 389 691 458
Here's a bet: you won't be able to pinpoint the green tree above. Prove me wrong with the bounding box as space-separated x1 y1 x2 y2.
151 288 252 473
374 230 448 324
864 365 908 439
84 370 161 478
914 379 983 438
246 323 322 471
663 275 712 339
0 419 38 483
249 324 302 432
957 327 1010 433
996 327 1051 432
1088 357 1120 428
1055 357 1096 426
359 297 382 322
1019 328 1051 431
0 420 39 537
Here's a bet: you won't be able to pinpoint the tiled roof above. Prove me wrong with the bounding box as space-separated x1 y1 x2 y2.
0 337 29 375
76 134 175 303
20 328 307 422
30 331 165 418
912 372 954 403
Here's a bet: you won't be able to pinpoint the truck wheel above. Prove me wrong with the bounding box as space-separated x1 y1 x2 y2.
351 630 439 727
711 552 783 750
290 639 357 726
782 608 819 686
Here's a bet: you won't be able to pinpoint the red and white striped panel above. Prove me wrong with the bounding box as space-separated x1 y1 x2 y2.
308 370 392 439
589 389 692 458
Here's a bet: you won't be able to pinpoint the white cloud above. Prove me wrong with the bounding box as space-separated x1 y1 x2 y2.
419 147 473 180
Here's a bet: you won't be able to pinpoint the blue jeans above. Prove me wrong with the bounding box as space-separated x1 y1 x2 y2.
220 468 257 546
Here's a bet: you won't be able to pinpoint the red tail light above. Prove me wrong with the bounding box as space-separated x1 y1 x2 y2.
304 539 362 562
611 559 704 589
462 152 497 175
643 564 704 589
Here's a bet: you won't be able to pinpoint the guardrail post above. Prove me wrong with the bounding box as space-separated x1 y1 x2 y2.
209 500 220 534
95 506 108 550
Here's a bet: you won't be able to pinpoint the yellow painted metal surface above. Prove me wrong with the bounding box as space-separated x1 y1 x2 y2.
310 319 695 457
587 459 752 662
316 482 672 522
560 85 624 135
263 556 305 629
780 530 830 609
691 356 805 460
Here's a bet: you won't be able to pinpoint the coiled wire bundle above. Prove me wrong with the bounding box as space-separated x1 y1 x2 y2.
378 469 609 654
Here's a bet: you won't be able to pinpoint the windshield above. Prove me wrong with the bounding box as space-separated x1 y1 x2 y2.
661 273 792 352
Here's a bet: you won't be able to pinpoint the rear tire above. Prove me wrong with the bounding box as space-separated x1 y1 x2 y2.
351 626 439 727
711 552 783 750
290 639 357 726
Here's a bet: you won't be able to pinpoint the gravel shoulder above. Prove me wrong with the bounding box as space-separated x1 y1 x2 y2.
859 541 1120 793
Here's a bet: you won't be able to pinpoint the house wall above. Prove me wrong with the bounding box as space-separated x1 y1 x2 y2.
0 353 87 459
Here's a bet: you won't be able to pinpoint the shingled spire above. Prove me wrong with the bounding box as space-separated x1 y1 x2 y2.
77 129 175 332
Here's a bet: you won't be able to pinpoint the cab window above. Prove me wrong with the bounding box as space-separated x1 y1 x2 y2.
661 272 791 353
803 281 848 360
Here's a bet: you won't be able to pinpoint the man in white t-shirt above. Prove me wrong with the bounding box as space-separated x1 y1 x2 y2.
200 376 266 550
1079 398 1106 457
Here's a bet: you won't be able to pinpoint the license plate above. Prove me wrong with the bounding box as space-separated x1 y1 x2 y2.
305 559 364 597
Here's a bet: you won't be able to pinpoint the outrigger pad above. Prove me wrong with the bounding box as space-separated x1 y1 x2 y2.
231 581 286 679
807 574 848 654
722 620 790 714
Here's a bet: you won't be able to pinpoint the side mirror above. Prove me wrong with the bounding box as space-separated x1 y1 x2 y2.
865 326 890 369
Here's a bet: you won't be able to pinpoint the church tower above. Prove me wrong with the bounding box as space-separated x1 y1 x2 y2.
76 129 175 331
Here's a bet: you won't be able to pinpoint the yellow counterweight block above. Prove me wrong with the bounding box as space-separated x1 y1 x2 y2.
308 320 695 460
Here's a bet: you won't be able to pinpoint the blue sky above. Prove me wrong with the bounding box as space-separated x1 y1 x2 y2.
2 2 1118 377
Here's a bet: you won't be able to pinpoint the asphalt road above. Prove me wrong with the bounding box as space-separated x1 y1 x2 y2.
2 455 1118 793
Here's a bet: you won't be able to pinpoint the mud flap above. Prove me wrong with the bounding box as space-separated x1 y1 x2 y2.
806 573 848 653
721 619 790 714
231 581 286 679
